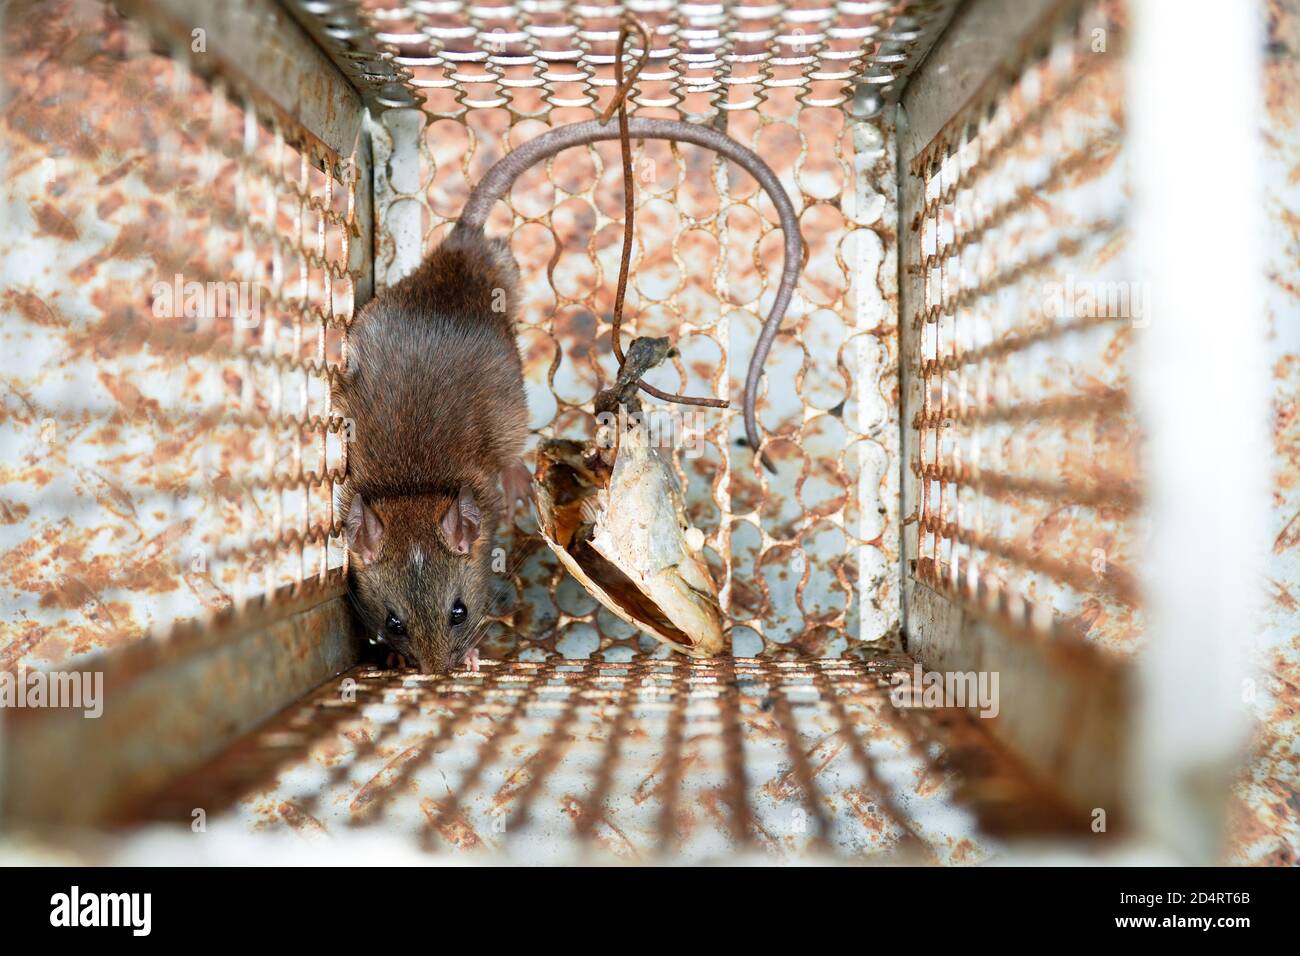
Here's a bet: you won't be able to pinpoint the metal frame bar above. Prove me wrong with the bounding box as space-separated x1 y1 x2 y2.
118 0 365 161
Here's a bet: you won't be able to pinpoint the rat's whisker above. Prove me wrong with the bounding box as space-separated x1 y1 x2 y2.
345 588 381 635
465 617 490 651
498 546 530 582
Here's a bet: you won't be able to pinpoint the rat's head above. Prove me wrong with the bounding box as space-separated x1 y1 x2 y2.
345 488 493 674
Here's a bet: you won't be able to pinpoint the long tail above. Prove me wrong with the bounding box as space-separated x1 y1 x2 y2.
451 118 803 470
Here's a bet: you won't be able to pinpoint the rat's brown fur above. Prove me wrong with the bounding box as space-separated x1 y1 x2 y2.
337 228 527 673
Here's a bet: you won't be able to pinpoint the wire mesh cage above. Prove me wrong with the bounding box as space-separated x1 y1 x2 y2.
0 0 1294 866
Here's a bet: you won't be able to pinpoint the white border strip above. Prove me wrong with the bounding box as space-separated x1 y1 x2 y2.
1128 0 1268 861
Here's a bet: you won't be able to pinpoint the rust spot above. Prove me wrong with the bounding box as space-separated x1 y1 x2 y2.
38 574 101 611
29 201 78 241
350 743 428 813
1275 509 1300 554
97 192 126 220
276 800 329 840
842 788 887 835
420 798 482 850
97 155 145 188
4 289 62 327
560 795 640 859
758 732 844 803
0 500 31 524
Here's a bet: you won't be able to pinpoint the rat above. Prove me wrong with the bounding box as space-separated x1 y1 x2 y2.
339 117 801 675
338 227 530 675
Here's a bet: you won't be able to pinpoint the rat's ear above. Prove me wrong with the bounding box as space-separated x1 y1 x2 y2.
346 494 384 564
441 485 482 556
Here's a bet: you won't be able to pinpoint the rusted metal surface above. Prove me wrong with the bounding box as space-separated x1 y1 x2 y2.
1225 0 1300 867
130 655 1087 863
902 0 1141 658
897 0 1140 821
334 1 969 657
0 0 365 673
897 0 1295 864
117 0 366 161
290 0 960 115
2 585 359 826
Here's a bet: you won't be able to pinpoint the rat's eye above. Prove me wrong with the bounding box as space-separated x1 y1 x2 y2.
385 612 406 637
448 600 467 627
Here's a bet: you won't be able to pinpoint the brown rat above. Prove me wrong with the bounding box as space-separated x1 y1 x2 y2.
338 228 529 674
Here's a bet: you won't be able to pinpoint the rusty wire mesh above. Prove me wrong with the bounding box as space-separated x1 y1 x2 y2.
0 0 362 672
299 0 960 115
137 655 1081 862
311 0 970 659
1228 0 1300 866
904 0 1145 655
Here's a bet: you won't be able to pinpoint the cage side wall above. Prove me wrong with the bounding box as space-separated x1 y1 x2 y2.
898 0 1137 817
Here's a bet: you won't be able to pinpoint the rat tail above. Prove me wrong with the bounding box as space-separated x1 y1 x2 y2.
450 118 801 471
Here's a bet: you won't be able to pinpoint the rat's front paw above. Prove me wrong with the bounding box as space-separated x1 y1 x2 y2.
463 647 480 672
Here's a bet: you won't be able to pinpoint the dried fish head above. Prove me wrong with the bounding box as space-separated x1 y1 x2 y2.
533 412 724 658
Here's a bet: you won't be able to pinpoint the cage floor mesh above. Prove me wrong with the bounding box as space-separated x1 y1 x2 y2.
133 655 1084 863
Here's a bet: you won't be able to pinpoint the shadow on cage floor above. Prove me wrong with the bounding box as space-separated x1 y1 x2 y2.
124 656 1096 863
